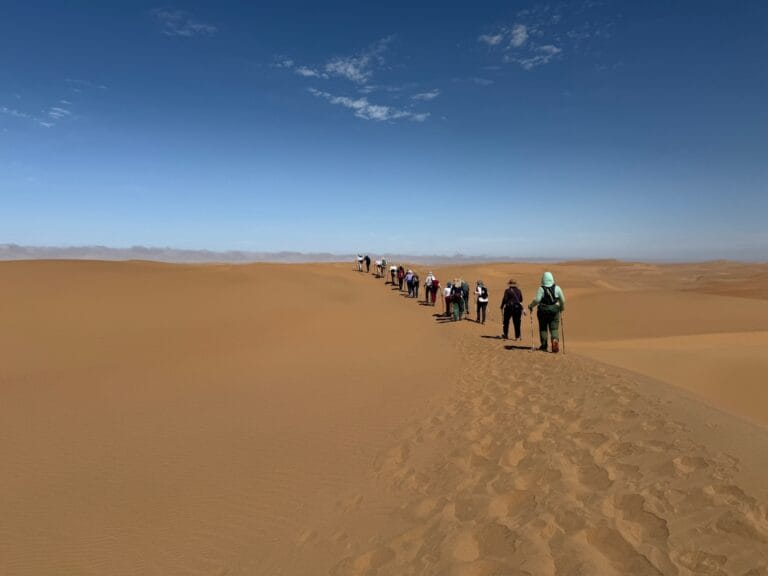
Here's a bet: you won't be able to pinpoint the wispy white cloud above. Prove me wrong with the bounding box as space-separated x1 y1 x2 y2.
479 3 613 70
1 105 62 128
47 106 71 120
273 57 295 69
507 44 562 70
411 89 440 101
479 22 560 70
295 66 328 79
324 36 393 84
0 105 31 119
276 37 434 125
510 24 529 47
479 33 504 46
151 8 217 37
308 88 427 122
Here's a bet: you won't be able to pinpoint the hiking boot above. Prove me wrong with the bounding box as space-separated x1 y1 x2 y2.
552 339 560 353
538 345 548 352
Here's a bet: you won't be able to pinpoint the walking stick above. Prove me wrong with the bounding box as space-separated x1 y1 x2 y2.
530 311 535 352
561 312 566 355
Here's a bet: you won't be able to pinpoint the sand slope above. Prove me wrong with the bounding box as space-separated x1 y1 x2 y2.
1 259 767 575
0 260 459 575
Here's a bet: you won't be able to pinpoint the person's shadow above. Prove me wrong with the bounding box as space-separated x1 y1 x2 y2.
480 335 530 350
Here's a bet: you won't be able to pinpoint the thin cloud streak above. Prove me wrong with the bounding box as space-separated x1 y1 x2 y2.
308 88 428 122
295 66 328 78
0 105 31 119
323 36 393 84
479 33 504 46
275 36 434 124
151 8 217 37
411 89 440 101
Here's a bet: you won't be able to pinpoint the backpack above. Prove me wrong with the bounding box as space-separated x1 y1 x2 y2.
541 284 558 305
481 287 488 299
425 275 433 287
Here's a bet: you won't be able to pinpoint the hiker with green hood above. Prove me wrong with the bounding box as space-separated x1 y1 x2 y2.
528 272 566 353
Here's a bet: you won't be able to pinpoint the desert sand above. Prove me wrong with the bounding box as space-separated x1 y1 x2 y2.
1 259 767 575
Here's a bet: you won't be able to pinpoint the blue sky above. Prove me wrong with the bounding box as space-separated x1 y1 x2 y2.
1 1 766 260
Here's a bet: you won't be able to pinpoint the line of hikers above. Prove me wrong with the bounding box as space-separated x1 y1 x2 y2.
357 256 566 353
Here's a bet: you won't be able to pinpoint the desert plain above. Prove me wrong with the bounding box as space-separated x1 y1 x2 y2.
1 258 767 575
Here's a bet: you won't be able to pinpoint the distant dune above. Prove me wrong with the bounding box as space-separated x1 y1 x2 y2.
0 243 558 264
1 259 767 575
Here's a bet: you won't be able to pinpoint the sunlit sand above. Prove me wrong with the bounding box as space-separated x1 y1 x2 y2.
2 259 767 575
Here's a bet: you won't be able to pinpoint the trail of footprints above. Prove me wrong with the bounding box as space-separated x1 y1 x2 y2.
330 339 768 576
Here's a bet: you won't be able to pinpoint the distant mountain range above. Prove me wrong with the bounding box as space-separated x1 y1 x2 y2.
0 244 552 264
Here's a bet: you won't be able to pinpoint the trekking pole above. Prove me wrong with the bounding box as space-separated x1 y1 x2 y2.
530 311 535 352
561 312 566 355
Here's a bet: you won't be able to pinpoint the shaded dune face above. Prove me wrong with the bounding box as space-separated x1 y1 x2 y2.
1 259 767 575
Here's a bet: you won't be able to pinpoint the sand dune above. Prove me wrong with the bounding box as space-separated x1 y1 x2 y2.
1 259 767 575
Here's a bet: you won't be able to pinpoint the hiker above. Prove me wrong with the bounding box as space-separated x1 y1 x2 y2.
412 273 420 299
405 269 414 296
356 254 364 272
500 279 525 340
431 276 440 306
364 254 371 272
528 272 566 352
443 282 453 315
460 279 470 320
475 281 489 324
424 271 435 304
451 281 464 321
389 264 397 285
397 266 405 291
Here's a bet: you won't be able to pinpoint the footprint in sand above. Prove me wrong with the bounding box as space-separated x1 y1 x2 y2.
674 549 728 576
671 455 710 476
714 510 767 543
586 526 663 575
616 494 669 536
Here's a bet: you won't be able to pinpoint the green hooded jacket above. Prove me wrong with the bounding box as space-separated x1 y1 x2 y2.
529 272 565 311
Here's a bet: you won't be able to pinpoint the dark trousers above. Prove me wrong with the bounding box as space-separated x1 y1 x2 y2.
503 305 523 339
476 301 487 323
537 305 561 348
398 277 404 290
413 283 419 298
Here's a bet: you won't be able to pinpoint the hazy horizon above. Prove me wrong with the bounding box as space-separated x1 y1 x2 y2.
1 242 765 265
